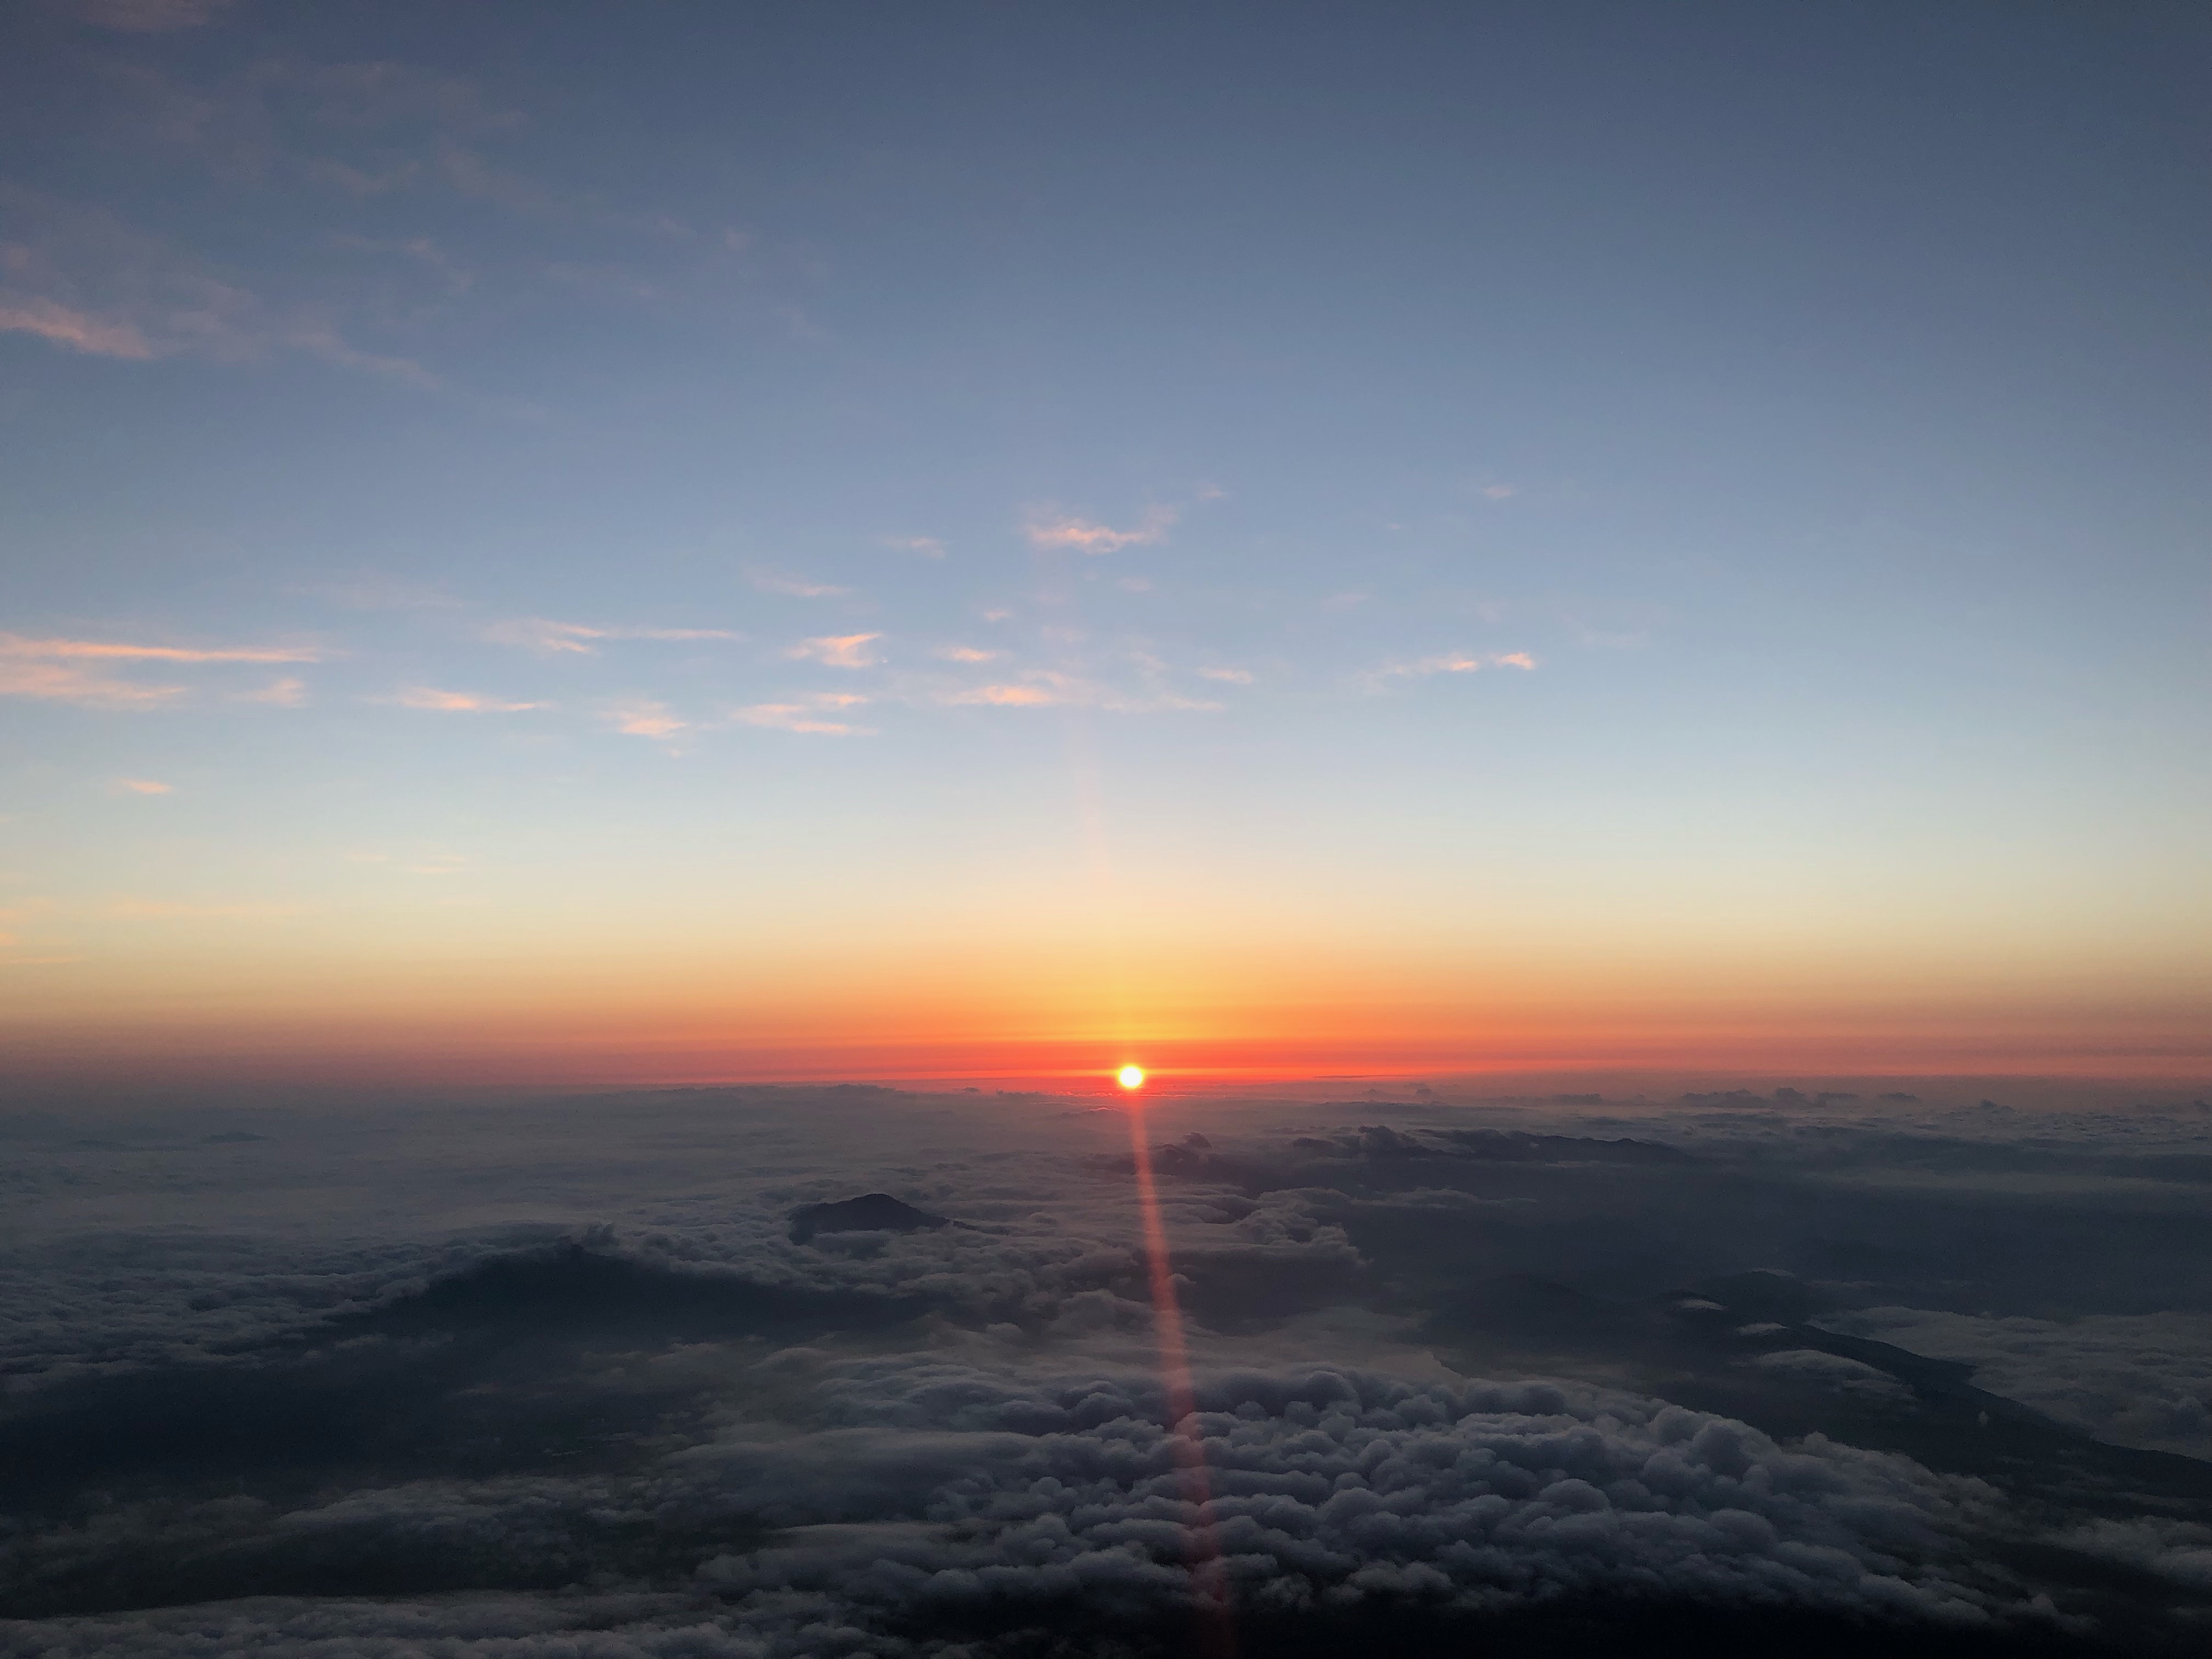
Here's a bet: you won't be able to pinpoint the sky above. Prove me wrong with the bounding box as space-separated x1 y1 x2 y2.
2 0 2207 1085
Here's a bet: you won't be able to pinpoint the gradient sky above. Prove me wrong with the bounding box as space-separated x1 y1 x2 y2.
2 0 2205 1083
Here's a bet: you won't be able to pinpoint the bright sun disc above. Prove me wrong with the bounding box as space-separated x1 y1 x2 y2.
1116 1065 1146 1090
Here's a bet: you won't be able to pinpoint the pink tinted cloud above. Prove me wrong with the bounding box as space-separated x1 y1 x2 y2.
1365 650 1538 689
0 660 184 708
484 618 741 655
606 698 685 738
0 634 320 663
240 676 308 705
731 697 872 736
945 684 1057 707
751 572 850 599
1022 505 1177 554
112 778 173 795
785 633 881 668
387 686 546 713
0 298 154 358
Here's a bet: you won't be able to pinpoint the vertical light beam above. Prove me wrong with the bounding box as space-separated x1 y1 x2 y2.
1126 1101 1236 1657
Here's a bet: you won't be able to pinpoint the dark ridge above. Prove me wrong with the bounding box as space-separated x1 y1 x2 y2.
790 1192 951 1244
0 1244 928 1496
329 1240 925 1339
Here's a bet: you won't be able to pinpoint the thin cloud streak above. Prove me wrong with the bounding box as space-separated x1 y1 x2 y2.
606 698 685 738
1023 505 1177 553
0 661 184 708
786 633 881 668
750 573 850 599
730 695 873 736
239 676 308 705
1363 650 1538 690
385 687 546 713
483 618 741 654
0 634 320 664
0 298 154 358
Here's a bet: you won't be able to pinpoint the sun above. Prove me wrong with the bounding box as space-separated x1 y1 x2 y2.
1116 1065 1146 1090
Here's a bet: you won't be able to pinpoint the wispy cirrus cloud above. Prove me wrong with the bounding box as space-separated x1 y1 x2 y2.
945 682 1057 707
0 297 153 358
1022 505 1177 554
786 633 881 668
605 698 685 739
0 186 439 385
730 693 873 736
0 633 318 708
0 659 184 708
385 686 546 713
938 670 1219 715
0 634 319 664
111 778 173 795
882 536 945 558
750 572 850 599
935 645 1000 664
1362 650 1537 690
239 676 308 706
483 617 741 655
1198 666 1255 685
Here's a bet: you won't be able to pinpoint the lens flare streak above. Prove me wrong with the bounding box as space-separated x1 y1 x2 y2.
1126 1106 1235 1656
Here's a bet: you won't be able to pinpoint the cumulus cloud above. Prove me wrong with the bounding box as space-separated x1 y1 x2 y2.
786 633 881 668
1023 506 1177 554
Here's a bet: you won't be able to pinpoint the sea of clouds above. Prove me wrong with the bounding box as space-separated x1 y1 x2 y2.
1 1081 2208 1655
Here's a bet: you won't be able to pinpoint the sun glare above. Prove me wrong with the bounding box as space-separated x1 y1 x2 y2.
1117 1064 1146 1090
